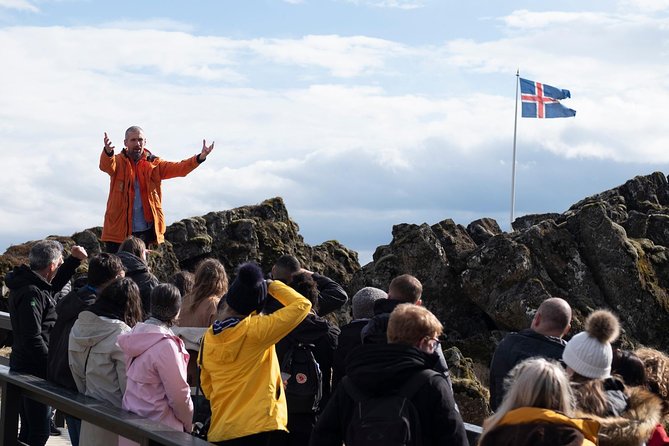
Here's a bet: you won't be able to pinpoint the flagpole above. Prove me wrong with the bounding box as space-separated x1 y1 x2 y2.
510 69 520 230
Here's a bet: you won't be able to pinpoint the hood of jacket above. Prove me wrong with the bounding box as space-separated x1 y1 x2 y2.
5 264 50 291
117 251 148 275
284 313 340 345
345 343 438 396
494 407 600 446
70 310 127 348
56 286 96 322
117 322 181 360
206 316 251 364
576 386 663 446
372 298 403 316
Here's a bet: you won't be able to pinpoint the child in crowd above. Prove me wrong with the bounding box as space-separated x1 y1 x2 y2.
178 258 228 328
563 310 662 446
479 357 600 446
169 270 195 297
119 283 193 445
68 277 143 446
199 262 311 445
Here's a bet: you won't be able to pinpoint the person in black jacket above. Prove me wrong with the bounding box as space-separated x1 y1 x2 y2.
332 286 387 390
46 252 124 446
489 297 572 411
310 303 468 446
6 239 87 446
276 272 341 446
116 235 159 315
270 254 348 316
360 274 422 344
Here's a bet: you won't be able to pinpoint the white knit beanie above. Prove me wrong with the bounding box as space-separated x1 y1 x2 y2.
562 309 620 379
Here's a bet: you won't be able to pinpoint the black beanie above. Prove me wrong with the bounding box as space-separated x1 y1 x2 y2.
225 262 267 316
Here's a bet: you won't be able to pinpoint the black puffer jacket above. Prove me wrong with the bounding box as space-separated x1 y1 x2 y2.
6 256 81 377
117 250 159 315
47 284 97 390
310 343 468 446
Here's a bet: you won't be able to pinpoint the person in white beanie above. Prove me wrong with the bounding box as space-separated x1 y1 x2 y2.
564 309 663 446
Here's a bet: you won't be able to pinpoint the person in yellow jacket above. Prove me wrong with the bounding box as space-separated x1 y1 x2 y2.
100 126 214 252
199 262 311 445
479 357 600 446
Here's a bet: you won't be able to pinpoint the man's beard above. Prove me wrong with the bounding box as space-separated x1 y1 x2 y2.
129 149 142 161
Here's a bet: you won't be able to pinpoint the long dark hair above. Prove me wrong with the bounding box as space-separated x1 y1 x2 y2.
90 277 143 326
184 258 228 313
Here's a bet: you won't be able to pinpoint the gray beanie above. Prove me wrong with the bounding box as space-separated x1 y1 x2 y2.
352 287 387 319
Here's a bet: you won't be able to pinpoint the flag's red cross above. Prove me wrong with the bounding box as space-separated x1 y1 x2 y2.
521 83 558 118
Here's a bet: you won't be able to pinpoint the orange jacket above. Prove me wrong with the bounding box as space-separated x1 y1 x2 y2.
100 148 201 244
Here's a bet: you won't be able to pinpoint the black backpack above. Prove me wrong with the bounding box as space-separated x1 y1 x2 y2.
342 369 438 446
281 342 323 413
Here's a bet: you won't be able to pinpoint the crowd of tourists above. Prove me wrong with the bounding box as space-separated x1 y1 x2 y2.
8 237 669 446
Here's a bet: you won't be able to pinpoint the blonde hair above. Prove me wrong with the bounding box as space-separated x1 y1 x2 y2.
387 304 442 345
480 358 574 442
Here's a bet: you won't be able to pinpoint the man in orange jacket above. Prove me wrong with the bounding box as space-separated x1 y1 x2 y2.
100 126 214 253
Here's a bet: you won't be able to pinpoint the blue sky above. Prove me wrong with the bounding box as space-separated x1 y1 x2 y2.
0 0 667 264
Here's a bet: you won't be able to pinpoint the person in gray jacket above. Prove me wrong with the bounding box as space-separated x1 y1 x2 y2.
68 277 143 446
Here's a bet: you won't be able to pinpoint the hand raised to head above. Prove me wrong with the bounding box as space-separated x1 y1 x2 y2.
199 139 215 161
70 246 88 261
104 132 115 154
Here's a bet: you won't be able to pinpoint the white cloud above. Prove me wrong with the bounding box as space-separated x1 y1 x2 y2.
99 18 195 33
248 35 408 78
0 0 38 12
1 6 669 254
344 0 425 9
620 0 669 12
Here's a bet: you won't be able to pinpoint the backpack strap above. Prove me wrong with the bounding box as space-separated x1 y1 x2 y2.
342 368 439 403
341 376 369 403
397 369 441 399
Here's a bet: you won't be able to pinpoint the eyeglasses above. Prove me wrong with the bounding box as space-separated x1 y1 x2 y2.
426 337 441 351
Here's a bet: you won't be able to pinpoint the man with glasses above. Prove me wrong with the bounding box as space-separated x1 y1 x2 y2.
311 304 468 446
6 239 87 446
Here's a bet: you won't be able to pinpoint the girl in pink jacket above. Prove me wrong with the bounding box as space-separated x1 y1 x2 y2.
118 283 193 445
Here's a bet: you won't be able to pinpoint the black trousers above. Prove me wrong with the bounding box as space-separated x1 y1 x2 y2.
104 224 157 253
18 396 49 446
213 430 287 446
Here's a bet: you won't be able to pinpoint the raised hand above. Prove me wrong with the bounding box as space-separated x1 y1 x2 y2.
104 132 115 154
70 246 88 261
199 139 214 161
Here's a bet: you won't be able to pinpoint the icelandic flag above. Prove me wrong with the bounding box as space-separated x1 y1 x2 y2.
520 78 576 118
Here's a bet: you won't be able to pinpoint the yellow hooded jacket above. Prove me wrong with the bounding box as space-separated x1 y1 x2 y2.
199 280 311 442
481 407 600 446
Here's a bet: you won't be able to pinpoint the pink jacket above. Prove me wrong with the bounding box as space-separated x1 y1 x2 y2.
117 322 193 437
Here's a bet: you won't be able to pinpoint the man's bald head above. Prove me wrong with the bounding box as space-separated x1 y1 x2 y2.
531 297 572 337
